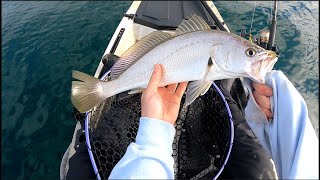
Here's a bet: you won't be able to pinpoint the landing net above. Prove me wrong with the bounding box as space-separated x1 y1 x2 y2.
85 71 234 180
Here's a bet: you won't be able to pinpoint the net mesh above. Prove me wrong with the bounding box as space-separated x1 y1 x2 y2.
88 84 231 179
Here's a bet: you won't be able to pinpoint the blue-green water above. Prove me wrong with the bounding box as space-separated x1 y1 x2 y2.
1 1 318 179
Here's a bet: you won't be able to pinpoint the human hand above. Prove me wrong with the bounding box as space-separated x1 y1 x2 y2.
141 64 188 125
252 82 273 120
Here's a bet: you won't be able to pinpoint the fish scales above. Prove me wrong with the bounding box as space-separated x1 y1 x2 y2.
111 31 221 95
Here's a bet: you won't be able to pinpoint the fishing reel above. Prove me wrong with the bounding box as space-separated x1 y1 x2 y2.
240 29 280 55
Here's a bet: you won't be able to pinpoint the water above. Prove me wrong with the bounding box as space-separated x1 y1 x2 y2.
1 1 318 179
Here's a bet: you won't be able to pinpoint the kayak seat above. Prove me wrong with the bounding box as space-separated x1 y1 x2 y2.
134 1 218 30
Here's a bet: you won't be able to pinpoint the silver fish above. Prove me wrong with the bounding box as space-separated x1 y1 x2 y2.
71 15 278 113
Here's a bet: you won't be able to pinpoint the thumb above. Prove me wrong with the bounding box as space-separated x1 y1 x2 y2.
146 64 163 92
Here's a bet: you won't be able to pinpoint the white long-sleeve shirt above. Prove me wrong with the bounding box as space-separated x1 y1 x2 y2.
243 70 319 179
109 117 175 179
109 70 319 179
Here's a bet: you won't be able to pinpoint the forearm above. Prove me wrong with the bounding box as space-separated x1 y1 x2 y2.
109 117 175 179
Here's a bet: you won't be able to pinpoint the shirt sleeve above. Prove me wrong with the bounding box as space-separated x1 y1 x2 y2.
108 117 176 179
243 70 319 179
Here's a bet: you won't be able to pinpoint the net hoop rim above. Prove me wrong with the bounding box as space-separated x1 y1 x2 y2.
85 70 111 180
211 81 234 179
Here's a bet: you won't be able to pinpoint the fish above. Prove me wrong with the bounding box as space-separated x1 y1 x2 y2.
71 14 278 113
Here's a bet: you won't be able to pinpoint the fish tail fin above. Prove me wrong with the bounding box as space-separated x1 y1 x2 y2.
71 70 112 113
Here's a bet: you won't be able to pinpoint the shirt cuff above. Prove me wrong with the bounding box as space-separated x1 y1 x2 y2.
135 117 176 154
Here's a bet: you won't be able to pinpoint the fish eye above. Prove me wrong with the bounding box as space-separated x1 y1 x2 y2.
245 48 256 57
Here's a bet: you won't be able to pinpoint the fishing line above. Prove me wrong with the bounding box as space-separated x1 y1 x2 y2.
249 1 257 34
270 1 272 24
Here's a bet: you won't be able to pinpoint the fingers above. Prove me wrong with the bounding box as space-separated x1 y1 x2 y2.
253 91 271 109
259 105 273 119
253 90 273 119
175 82 188 98
252 82 273 96
252 82 273 120
146 64 163 92
167 83 178 92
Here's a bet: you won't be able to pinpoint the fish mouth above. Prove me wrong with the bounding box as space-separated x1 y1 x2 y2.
248 50 278 83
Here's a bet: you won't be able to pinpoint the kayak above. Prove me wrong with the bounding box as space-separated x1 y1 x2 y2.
60 1 235 179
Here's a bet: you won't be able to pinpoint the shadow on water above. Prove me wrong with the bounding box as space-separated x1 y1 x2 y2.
1 1 318 180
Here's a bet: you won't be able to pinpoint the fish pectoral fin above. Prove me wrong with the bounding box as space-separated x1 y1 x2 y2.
128 88 145 95
200 82 212 96
185 58 214 105
185 80 212 106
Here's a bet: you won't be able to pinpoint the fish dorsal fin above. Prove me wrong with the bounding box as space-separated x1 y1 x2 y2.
175 14 211 36
110 31 173 80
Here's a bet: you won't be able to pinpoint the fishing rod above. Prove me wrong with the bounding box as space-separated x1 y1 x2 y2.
268 0 278 51
241 1 279 54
